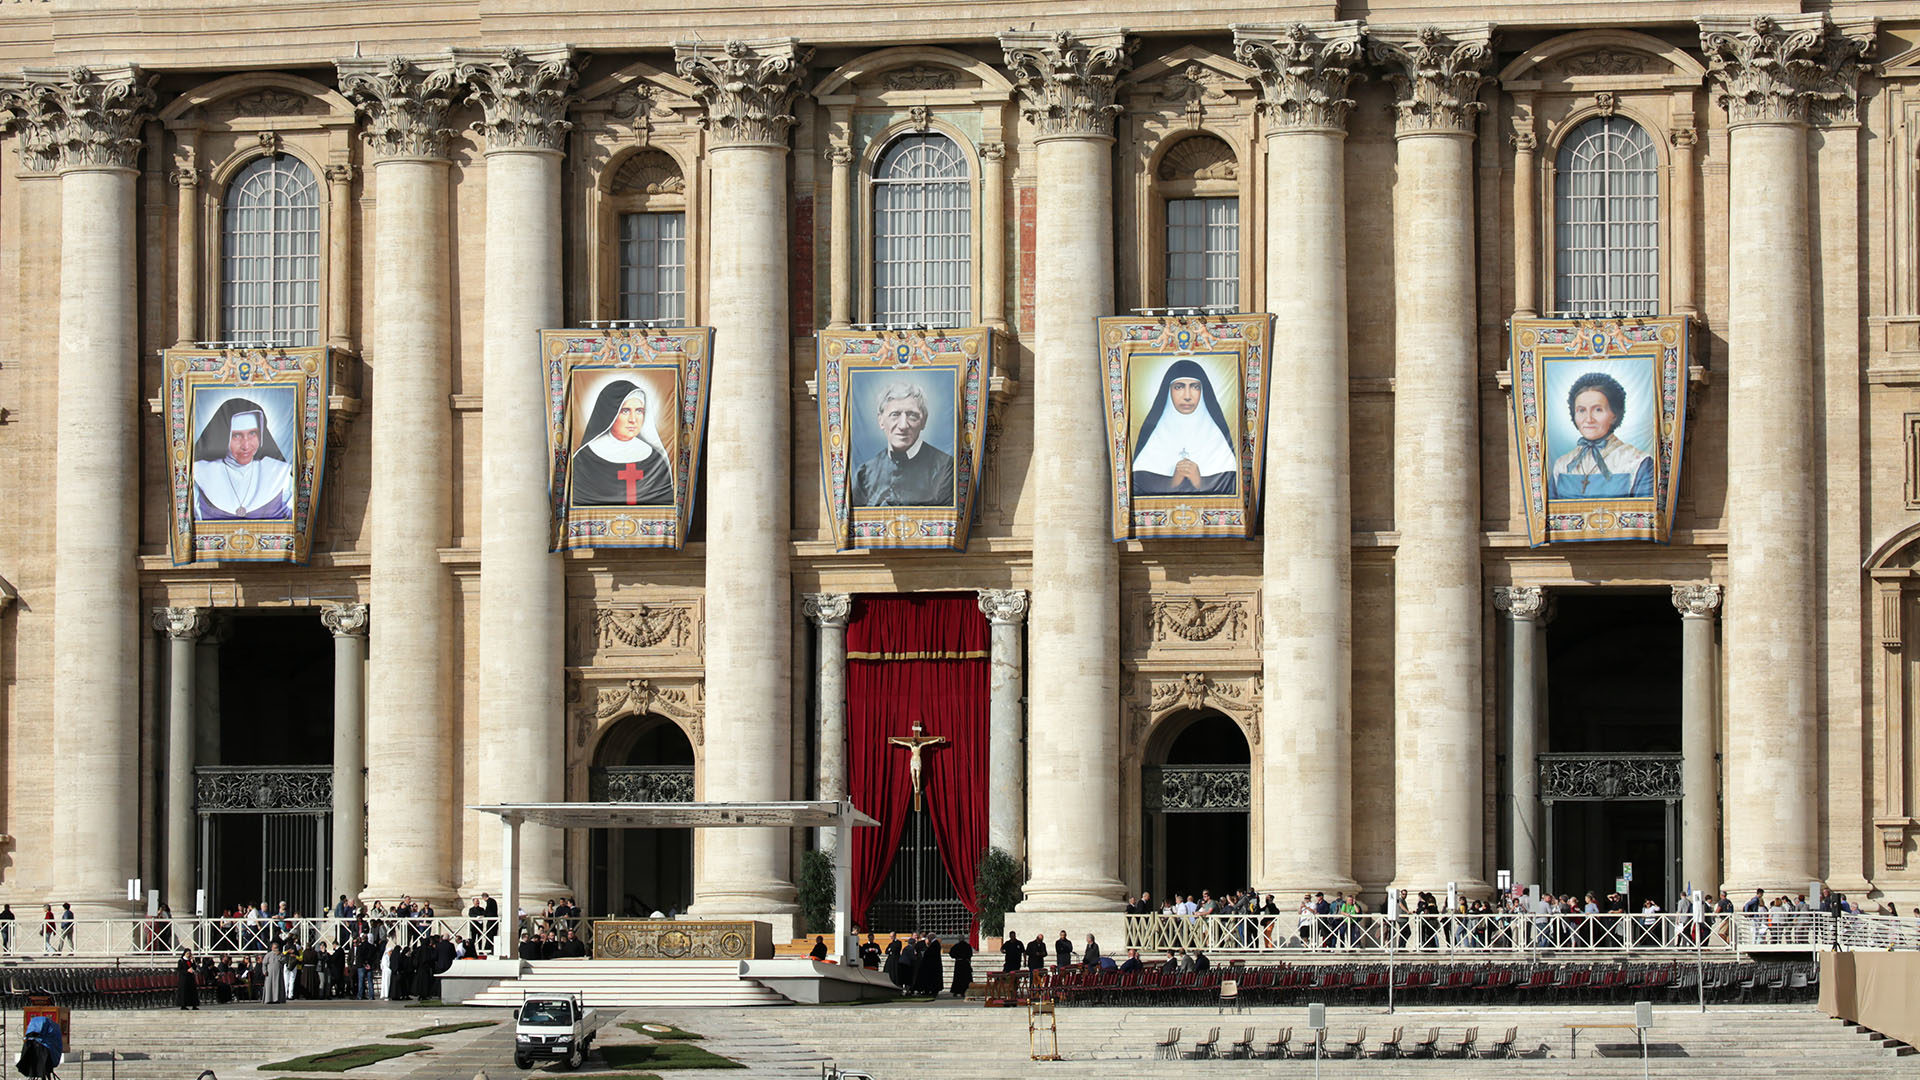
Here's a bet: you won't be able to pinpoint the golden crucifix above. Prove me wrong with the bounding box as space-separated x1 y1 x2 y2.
887 721 949 812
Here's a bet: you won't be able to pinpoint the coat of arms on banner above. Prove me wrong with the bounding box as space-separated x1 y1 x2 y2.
542 327 714 551
817 328 993 551
1508 316 1692 544
1098 314 1273 541
162 347 336 565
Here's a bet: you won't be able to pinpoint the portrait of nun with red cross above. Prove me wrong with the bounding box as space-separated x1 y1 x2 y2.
569 374 676 507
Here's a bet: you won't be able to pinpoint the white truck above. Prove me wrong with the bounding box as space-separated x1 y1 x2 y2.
513 993 603 1071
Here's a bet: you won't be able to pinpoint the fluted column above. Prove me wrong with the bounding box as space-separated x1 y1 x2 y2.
825 144 853 329
1699 14 1874 891
1371 25 1495 895
803 594 852 852
155 607 211 911
977 589 1029 862
2 67 156 912
979 142 1008 330
1672 584 1723 894
465 46 578 902
1237 21 1364 899
1000 29 1133 912
339 55 461 902
321 603 370 902
1492 587 1549 887
677 39 809 923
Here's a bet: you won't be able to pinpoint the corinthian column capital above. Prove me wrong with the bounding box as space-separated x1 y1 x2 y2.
674 39 811 150
1234 21 1366 134
0 66 156 173
337 55 464 161
321 602 370 638
1698 15 1877 127
459 46 578 153
1672 583 1724 619
1366 25 1496 136
999 28 1136 140
151 606 212 641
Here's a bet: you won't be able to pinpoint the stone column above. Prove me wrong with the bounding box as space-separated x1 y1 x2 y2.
977 589 1029 862
2 67 157 912
1509 101 1540 318
803 593 852 852
1667 127 1697 316
171 146 201 345
466 46 578 902
1699 14 1874 891
1370 25 1495 895
1237 20 1364 899
1492 587 1549 887
324 163 355 347
676 39 809 928
979 142 1008 330
322 603 370 903
1672 584 1723 895
155 607 211 911
338 55 462 902
825 144 853 329
1000 29 1133 913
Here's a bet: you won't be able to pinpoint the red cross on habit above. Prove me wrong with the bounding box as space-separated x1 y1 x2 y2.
617 462 645 504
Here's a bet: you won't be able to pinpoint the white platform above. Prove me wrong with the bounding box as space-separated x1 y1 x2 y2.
739 958 902 1003
453 958 790 1008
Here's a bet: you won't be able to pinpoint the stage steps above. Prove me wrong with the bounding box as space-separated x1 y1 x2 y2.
459 958 789 1008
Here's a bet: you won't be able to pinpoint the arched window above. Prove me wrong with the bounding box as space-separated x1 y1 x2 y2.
610 150 688 324
1554 116 1659 318
1156 134 1240 311
871 133 971 327
221 155 321 346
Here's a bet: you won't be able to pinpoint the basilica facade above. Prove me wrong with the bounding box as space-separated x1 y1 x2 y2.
1 1 1918 939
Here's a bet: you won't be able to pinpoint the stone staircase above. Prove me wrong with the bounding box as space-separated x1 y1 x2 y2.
457 958 788 1008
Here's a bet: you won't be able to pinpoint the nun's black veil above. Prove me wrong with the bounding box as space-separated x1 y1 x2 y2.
1132 359 1232 459
579 379 642 444
192 397 287 462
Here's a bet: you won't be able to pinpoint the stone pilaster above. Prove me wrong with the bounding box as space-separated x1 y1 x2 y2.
803 594 853 853
321 603 369 903
1234 20 1364 899
824 144 853 329
1672 584 1723 895
154 607 211 912
170 153 202 345
977 589 1029 863
2 67 156 912
1492 587 1550 889
978 142 1008 330
324 164 356 347
466 45 577 902
1370 25 1494 896
1000 29 1132 913
339 54 462 902
676 38 809 930
1698 14 1874 892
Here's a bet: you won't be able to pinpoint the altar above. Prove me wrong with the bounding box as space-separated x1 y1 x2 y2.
590 918 773 960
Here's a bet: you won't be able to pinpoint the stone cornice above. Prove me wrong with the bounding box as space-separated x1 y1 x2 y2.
1367 24 1496 136
999 28 1136 140
1233 21 1365 134
0 65 155 173
459 45 578 153
1698 14 1877 128
337 54 463 161
674 38 810 150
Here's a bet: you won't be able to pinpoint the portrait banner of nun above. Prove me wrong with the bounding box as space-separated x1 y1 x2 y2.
162 347 334 565
541 326 713 551
1098 314 1273 541
1508 316 1692 545
816 327 994 551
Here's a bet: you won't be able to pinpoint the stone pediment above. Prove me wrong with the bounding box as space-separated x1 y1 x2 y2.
1123 44 1255 99
576 59 701 133
1498 29 1706 90
814 46 1013 101
159 72 355 128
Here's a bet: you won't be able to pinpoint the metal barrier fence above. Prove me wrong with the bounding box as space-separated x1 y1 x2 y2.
4 915 522 958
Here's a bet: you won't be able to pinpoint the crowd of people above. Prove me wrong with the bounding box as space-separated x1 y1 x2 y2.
164 930 463 1007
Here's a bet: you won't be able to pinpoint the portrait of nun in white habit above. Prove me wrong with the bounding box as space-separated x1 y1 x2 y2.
571 378 674 506
192 397 295 521
1129 359 1238 496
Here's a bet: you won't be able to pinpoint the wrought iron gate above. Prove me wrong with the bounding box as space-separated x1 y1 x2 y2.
867 806 971 938
1538 752 1682 905
196 765 333 917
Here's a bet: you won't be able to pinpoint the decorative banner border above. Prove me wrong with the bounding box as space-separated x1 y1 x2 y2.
541 327 714 551
817 328 992 551
1509 316 1692 545
162 347 333 565
1098 313 1273 541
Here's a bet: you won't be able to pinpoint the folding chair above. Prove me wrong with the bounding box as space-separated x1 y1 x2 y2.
1478 1026 1519 1059
1262 1027 1292 1060
1372 1025 1405 1059
1407 1027 1441 1058
1333 1026 1367 1058
1442 1027 1478 1058
1185 1026 1220 1059
1290 1028 1324 1059
1218 977 1241 1014
1228 1027 1256 1060
1151 1026 1182 1060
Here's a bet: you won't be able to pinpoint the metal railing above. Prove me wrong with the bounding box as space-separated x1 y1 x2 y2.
7 915 507 959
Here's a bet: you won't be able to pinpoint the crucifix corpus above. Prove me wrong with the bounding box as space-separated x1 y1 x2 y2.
887 720 949 812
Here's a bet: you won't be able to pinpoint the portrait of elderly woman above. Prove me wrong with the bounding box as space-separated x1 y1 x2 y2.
192 395 295 521
571 379 674 507
1550 371 1654 499
1130 359 1238 496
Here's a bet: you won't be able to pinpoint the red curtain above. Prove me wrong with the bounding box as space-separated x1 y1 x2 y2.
846 593 989 933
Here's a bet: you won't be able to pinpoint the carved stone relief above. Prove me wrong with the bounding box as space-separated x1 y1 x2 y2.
573 677 706 751
883 65 957 92
229 89 311 117
610 148 685 195
1123 670 1263 751
1156 133 1237 181
1553 49 1651 77
580 599 701 662
1130 592 1257 655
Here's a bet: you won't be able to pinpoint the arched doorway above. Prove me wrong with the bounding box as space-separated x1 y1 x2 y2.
1142 710 1251 903
588 713 694 917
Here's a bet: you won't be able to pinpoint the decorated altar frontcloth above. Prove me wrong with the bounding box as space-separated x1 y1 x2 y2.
1508 316 1692 544
162 346 337 565
1097 313 1273 541
541 327 713 551
816 327 992 551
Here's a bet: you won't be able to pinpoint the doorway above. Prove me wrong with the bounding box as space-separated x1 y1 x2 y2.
588 713 695 917
1142 710 1251 903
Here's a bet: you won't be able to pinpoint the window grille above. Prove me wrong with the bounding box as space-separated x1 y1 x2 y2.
221 155 321 347
1165 197 1239 310
618 212 686 324
872 133 972 328
1553 116 1660 318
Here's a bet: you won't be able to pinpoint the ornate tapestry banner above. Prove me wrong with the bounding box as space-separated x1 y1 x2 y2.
541 327 714 551
816 327 992 551
162 346 336 565
1509 316 1692 544
1098 313 1273 540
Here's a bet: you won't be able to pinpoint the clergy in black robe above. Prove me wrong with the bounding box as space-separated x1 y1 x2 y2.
411 941 436 999
912 938 944 997
389 946 413 1001
1025 934 1047 973
848 382 956 507
947 939 973 998
882 935 904 987
1001 932 1024 973
859 935 881 970
175 952 200 1009
570 380 675 507
899 938 922 994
